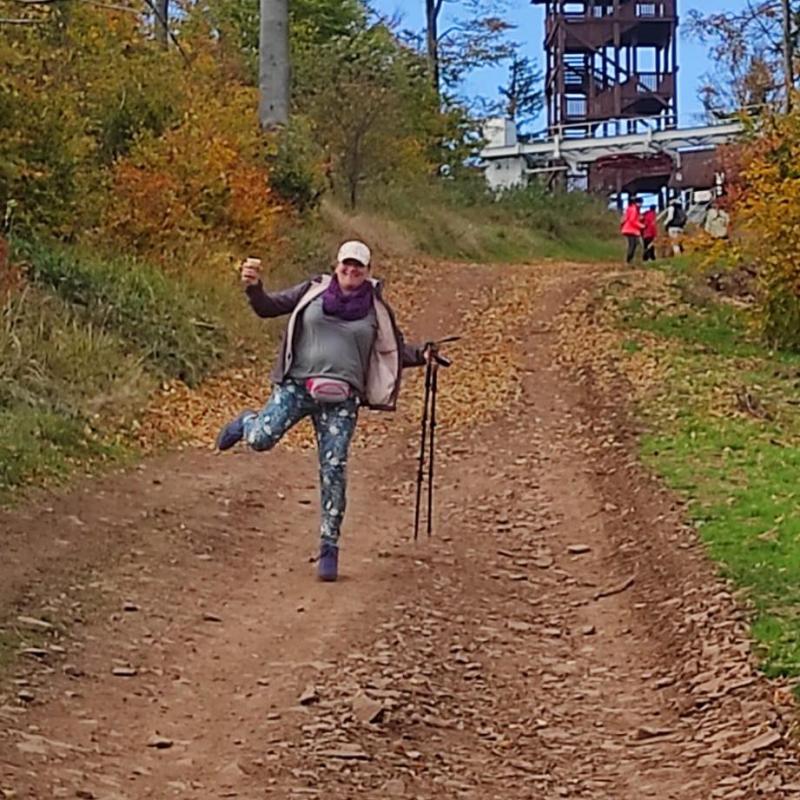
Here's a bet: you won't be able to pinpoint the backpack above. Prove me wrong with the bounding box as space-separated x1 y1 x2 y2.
672 206 687 228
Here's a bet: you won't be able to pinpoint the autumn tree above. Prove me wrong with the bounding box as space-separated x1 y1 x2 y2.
727 109 800 350
423 0 515 98
0 1 182 234
200 0 453 207
686 1 799 114
296 24 441 208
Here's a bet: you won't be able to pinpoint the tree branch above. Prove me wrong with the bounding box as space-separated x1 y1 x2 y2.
83 0 141 12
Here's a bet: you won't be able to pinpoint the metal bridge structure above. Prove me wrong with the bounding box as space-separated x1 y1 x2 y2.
480 115 745 197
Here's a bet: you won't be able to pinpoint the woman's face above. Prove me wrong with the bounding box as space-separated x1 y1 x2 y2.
335 258 369 292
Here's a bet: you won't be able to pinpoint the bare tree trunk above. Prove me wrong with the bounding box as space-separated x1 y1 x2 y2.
155 0 168 48
259 0 290 130
425 0 443 95
782 0 794 112
346 125 366 209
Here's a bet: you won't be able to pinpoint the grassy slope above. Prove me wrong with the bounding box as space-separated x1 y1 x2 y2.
610 264 800 678
357 180 619 264
0 243 237 500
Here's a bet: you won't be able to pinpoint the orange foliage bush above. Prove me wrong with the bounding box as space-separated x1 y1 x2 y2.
712 111 800 350
100 52 283 262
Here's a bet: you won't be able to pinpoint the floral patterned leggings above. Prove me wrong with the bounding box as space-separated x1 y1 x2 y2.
242 380 359 546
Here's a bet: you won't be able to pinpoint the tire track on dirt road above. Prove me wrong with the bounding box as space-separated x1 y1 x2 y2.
1 263 798 799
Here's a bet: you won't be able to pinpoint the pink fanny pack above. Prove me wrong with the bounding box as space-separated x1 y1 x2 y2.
305 377 352 403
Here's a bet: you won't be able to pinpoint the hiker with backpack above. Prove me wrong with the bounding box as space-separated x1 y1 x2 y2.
215 241 431 583
666 201 687 256
620 196 644 265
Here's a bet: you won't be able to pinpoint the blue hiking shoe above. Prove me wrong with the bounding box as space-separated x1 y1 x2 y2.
318 542 339 582
216 410 256 451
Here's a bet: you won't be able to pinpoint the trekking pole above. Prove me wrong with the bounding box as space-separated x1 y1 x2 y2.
426 357 439 537
413 336 459 541
413 356 433 541
427 361 439 536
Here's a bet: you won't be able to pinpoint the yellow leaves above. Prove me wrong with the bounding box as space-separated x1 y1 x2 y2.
706 111 800 350
2 0 280 253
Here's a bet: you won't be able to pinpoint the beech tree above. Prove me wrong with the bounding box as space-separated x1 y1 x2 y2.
259 0 289 129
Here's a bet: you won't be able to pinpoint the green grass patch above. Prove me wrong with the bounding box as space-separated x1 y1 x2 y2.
0 238 243 497
620 293 762 360
643 418 800 676
0 231 322 499
612 264 800 677
621 338 642 354
0 287 150 412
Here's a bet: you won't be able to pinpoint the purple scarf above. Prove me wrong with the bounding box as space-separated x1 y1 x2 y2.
322 276 374 321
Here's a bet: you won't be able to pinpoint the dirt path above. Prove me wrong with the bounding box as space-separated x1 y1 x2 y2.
1 262 798 800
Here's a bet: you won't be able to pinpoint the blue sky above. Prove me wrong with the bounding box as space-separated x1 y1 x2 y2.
370 1 751 130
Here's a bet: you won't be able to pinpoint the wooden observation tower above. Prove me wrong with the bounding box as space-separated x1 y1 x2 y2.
532 1 680 198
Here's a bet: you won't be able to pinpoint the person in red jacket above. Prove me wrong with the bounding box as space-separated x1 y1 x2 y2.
642 204 658 262
620 197 644 264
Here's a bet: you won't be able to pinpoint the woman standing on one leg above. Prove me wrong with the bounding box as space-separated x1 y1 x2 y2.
215 241 428 582
620 196 644 265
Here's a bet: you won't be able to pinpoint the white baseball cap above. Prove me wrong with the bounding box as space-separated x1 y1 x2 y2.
337 240 371 267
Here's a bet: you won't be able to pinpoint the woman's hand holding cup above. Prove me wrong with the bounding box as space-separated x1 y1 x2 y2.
241 257 262 287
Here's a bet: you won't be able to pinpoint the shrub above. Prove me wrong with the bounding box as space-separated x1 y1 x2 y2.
722 111 800 351
268 117 329 212
101 76 282 258
0 4 183 237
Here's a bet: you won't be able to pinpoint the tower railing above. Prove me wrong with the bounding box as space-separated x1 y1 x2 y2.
558 1 673 22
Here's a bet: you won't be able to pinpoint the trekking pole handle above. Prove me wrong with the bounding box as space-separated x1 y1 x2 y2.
423 336 459 368
423 347 451 369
